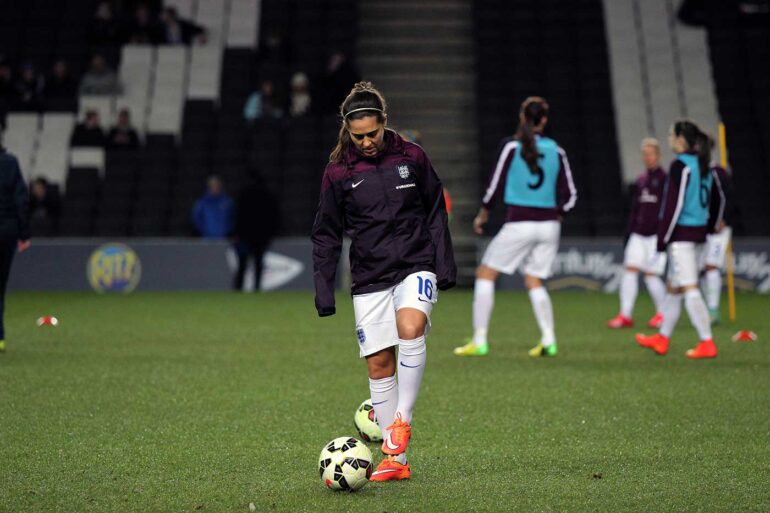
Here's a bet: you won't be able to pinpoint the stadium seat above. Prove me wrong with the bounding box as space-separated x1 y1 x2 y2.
70 148 106 176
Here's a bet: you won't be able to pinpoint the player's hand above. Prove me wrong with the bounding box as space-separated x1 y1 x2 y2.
17 240 31 253
716 220 726 233
473 208 489 235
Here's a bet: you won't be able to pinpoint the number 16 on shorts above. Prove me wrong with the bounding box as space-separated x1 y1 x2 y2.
414 273 437 304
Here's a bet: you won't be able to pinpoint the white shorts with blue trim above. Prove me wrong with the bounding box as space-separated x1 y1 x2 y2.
352 271 437 358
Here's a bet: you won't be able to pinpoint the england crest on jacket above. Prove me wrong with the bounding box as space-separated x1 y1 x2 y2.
398 165 410 179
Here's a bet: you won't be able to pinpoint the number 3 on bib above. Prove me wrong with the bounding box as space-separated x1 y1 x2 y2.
416 276 434 301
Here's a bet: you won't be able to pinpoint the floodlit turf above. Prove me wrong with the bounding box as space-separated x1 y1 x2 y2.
1 290 769 513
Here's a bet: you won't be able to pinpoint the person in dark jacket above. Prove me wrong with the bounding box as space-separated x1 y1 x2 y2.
608 138 668 329
158 7 206 45
233 177 278 291
311 82 456 483
700 161 733 324
0 148 31 352
29 177 61 236
454 96 577 359
636 120 725 359
192 175 234 239
71 110 106 147
107 108 140 149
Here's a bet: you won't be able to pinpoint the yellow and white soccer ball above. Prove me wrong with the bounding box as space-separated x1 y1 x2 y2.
354 399 382 442
318 437 373 492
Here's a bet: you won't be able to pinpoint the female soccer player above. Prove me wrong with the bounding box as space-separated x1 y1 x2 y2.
0 147 31 353
607 138 667 329
636 120 725 358
312 82 456 481
454 96 577 358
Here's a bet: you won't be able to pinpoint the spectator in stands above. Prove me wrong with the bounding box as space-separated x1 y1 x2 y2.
289 72 312 117
319 51 360 114
44 60 78 110
14 63 44 112
71 110 106 147
88 1 122 48
192 176 234 239
107 109 140 149
29 177 61 236
0 146 31 353
233 177 278 291
243 80 284 122
79 54 122 96
158 7 206 45
124 3 160 44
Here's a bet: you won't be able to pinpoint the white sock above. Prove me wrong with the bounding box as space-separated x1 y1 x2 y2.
660 293 682 338
472 279 495 346
684 289 712 340
368 375 398 442
644 274 667 313
704 269 722 311
395 336 426 424
620 270 638 318
528 286 555 346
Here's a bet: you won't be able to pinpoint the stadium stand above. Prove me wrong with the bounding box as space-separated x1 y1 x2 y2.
473 0 623 236
703 1 770 235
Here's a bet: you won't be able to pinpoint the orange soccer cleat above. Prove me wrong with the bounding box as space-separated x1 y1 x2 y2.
686 339 717 359
635 333 669 355
647 312 664 329
608 314 634 329
369 457 411 482
381 414 411 456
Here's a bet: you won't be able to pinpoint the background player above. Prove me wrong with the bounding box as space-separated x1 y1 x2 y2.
454 97 577 358
700 139 734 325
608 138 668 329
636 120 725 358
312 82 456 481
0 146 31 353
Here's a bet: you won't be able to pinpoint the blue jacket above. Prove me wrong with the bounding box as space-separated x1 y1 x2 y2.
192 193 234 238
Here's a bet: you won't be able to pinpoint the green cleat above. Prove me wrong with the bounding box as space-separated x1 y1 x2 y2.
453 340 488 356
709 308 721 326
528 343 557 357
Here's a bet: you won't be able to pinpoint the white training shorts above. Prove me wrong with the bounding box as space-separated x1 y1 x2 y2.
481 220 560 279
352 271 437 358
624 233 667 275
701 227 732 270
667 241 702 288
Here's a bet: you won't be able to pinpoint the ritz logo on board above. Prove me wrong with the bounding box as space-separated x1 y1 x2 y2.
87 243 142 293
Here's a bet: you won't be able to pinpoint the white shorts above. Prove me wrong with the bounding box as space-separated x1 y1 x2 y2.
624 233 667 275
481 220 560 279
701 227 732 270
352 271 437 358
667 242 702 288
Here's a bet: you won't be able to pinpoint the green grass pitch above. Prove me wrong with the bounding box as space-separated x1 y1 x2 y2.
1 290 769 512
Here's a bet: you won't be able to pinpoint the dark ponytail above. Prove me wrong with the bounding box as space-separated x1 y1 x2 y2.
329 81 387 164
673 119 711 178
515 97 549 174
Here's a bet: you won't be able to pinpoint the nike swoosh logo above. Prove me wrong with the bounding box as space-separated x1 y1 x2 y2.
352 179 364 188
400 361 422 368
418 298 432 303
372 469 399 475
371 400 387 406
384 436 400 451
